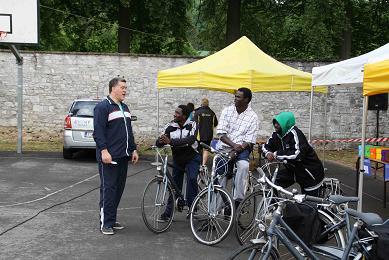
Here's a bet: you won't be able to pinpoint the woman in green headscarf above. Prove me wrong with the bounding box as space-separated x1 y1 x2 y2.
262 111 324 196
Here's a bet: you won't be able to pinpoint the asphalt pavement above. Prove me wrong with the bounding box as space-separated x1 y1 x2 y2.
0 151 387 259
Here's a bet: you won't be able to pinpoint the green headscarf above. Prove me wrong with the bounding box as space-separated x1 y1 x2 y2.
273 111 295 137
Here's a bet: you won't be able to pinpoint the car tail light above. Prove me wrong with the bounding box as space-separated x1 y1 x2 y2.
64 115 72 129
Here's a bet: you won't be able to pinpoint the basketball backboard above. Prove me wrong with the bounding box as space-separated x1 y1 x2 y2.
0 0 39 45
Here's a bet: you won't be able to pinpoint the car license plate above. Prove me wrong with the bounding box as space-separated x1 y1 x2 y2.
83 131 93 138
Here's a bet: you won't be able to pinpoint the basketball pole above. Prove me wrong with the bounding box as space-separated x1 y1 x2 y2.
10 45 24 154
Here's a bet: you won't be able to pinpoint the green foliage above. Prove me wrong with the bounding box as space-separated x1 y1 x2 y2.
35 0 389 59
192 0 389 60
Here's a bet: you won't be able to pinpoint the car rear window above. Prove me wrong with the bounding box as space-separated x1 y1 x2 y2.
70 101 100 117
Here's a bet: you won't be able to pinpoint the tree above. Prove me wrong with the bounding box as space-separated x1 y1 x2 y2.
226 0 241 45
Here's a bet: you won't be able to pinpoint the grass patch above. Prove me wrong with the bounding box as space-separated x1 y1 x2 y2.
0 140 63 152
317 148 358 169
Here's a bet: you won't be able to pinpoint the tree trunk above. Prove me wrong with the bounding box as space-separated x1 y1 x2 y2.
118 3 131 53
226 0 241 45
339 0 352 59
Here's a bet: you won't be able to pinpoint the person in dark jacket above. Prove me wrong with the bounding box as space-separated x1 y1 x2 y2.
156 105 201 221
187 102 195 121
262 111 324 196
193 98 218 166
93 77 139 235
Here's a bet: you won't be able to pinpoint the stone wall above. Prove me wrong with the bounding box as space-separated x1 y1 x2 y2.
0 50 388 147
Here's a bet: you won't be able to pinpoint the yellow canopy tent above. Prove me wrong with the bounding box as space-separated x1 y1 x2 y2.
363 59 389 96
358 59 389 210
157 36 327 93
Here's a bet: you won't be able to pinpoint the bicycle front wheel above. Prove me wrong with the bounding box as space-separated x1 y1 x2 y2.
227 241 279 260
141 176 175 233
190 186 234 245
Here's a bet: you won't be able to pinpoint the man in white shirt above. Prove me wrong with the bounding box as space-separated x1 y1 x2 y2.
216 87 259 208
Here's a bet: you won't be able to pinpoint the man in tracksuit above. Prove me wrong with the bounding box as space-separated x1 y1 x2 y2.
156 105 201 221
262 111 324 196
93 77 139 235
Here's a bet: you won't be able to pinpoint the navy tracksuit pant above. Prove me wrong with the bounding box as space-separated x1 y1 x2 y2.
99 157 129 229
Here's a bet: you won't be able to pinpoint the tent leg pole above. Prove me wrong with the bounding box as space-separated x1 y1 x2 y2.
323 92 328 170
308 86 315 143
357 96 368 212
157 90 160 138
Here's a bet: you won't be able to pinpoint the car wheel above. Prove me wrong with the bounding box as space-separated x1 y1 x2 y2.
63 147 73 159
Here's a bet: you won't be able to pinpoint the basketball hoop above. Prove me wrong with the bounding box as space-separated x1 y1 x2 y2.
0 31 7 40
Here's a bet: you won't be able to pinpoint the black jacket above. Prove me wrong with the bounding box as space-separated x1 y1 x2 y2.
156 119 198 165
262 126 324 182
193 106 218 142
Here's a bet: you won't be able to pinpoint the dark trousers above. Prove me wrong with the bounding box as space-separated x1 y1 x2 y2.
275 166 323 197
99 157 129 229
165 154 201 216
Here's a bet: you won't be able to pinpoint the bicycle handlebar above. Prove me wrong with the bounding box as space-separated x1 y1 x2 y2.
257 167 293 196
150 144 170 150
257 167 326 204
200 142 231 159
305 195 325 203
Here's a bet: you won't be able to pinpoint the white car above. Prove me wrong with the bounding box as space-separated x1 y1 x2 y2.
63 99 100 159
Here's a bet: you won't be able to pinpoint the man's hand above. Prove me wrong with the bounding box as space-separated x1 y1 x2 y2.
229 150 238 160
266 152 276 162
131 150 139 164
159 134 171 145
101 149 112 164
232 144 244 153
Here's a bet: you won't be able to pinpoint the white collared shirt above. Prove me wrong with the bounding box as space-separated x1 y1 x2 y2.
216 104 259 149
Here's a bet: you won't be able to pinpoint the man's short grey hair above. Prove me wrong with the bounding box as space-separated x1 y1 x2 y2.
109 77 126 93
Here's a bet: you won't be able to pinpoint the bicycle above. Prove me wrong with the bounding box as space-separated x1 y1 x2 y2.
228 168 385 260
141 145 189 233
189 142 258 245
235 160 347 246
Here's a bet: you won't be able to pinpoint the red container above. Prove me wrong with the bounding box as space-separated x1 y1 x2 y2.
382 150 389 163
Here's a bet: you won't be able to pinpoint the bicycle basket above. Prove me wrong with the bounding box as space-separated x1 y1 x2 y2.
368 224 389 260
283 202 322 245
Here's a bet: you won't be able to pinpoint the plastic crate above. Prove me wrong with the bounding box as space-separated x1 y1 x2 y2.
370 148 377 159
376 148 389 161
382 150 389 163
359 145 373 158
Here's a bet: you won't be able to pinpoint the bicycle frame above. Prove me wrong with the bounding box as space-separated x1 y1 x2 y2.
206 153 232 214
153 146 186 206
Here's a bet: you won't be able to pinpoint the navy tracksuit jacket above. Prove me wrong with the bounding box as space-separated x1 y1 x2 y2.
93 96 136 229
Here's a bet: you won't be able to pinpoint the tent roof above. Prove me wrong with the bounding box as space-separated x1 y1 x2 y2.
312 43 389 87
157 36 326 93
363 59 389 96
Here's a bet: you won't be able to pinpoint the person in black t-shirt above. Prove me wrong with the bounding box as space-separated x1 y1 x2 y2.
193 98 218 166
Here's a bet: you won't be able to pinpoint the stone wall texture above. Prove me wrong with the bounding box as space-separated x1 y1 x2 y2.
0 50 388 147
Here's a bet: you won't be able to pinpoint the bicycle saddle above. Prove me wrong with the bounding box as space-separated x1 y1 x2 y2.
346 208 383 225
328 195 359 204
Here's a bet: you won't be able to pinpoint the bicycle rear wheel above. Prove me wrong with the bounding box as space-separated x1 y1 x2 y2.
235 190 276 245
190 186 234 245
227 241 279 260
315 209 346 249
141 176 175 233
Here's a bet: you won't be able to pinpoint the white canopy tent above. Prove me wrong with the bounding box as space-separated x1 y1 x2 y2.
310 43 389 211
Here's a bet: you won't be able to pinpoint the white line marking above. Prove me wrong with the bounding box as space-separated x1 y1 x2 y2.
341 183 387 204
0 174 99 208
